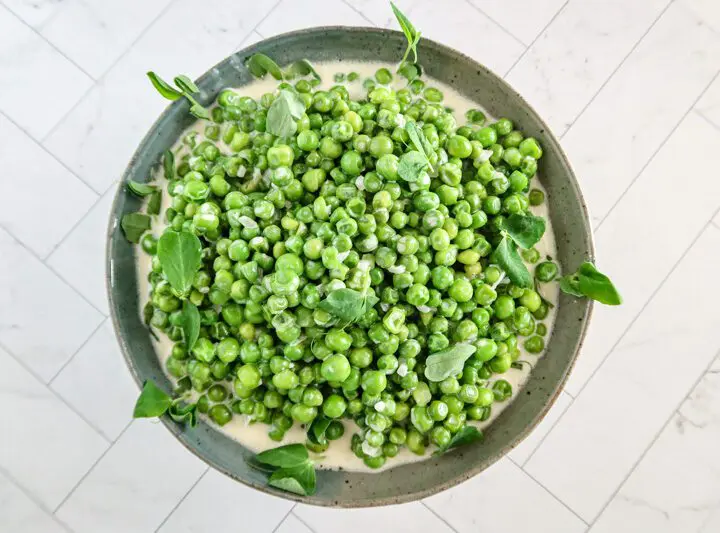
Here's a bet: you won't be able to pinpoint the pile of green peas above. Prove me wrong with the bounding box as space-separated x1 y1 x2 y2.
141 65 559 469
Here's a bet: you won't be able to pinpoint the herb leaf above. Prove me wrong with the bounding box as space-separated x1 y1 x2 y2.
405 122 432 165
147 191 161 215
126 181 156 197
319 288 378 323
391 2 421 65
398 150 428 182
157 230 203 297
560 262 622 305
268 463 316 496
173 75 199 94
397 61 422 81
245 53 284 80
266 90 306 138
147 72 182 100
121 213 151 243
168 401 197 427
133 381 172 418
424 344 477 382
491 235 533 288
189 104 211 120
256 443 309 468
285 59 321 80
163 150 175 180
308 415 331 445
443 426 483 452
179 300 201 350
503 214 546 249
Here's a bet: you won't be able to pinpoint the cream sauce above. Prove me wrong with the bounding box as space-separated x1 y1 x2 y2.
135 61 559 473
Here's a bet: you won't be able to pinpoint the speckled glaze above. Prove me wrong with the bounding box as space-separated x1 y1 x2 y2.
107 27 594 507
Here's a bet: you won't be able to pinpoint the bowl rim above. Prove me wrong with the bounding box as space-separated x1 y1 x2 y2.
107 25 595 507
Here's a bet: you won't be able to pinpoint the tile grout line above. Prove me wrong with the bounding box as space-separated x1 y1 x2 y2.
153 466 210 532
519 394 575 467
593 67 720 231
290 509 318 533
0 337 111 444
521 209 720 468
270 503 297 533
507 456 589 527
463 0 527 48
0 1 96 81
248 0 284 37
694 107 720 132
47 317 109 386
585 348 720 528
341 0 377 27
502 0 569 78
52 420 134 515
557 0 675 140
421 501 460 532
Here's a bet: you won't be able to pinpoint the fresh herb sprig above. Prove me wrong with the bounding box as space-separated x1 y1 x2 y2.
147 72 211 120
391 2 422 77
251 444 317 496
560 262 622 305
133 380 198 427
424 344 477 382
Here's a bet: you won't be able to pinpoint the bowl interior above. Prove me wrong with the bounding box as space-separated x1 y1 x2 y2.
107 27 593 507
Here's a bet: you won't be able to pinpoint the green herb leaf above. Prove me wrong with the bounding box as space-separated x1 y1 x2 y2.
126 181 156 197
133 381 172 418
245 53 284 80
255 443 309 469
178 300 200 350
308 415 331 445
266 90 306 138
147 72 182 100
443 426 483 451
391 2 421 65
147 191 161 215
491 235 533 288
121 213 151 243
405 121 432 165
284 59 321 80
189 104 211 120
576 262 622 305
398 150 428 182
424 344 477 382
559 275 583 297
503 214 546 249
163 150 175 181
268 463 316 496
319 288 377 323
157 230 203 297
173 75 199 95
168 401 197 427
397 61 422 81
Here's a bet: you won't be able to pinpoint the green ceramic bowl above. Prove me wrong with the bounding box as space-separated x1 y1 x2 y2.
107 27 593 507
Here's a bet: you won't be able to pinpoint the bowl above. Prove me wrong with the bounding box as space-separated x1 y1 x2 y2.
107 26 593 507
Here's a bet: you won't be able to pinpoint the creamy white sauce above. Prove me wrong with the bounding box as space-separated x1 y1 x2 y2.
135 61 559 473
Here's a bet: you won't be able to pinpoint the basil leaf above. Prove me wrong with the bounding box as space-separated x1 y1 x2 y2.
491 235 533 288
398 150 428 182
266 90 306 138
405 121 431 165
157 230 203 297
126 181 156 197
121 213 151 243
391 2 421 65
147 72 182 100
246 456 278 474
133 381 172 418
559 275 583 297
444 426 483 451
179 300 200 350
173 74 199 95
255 443 309 468
424 344 477 382
308 415 331 445
189 104 211 120
163 150 175 181
318 288 368 322
285 59 321 80
168 401 197 427
245 53 284 80
269 463 316 496
577 262 622 305
503 214 546 249
147 191 161 215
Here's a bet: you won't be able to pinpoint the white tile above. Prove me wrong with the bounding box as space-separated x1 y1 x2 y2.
344 0 414 28
683 0 720 33
508 390 573 465
0 115 97 258
38 0 172 79
696 74 720 129
257 0 370 36
57 420 207 533
424 458 586 533
158 469 293 533
47 188 115 314
278 514 314 533
564 112 720 396
0 227 104 381
526 226 720 522
0 473 70 533
2 0 64 28
0 5 92 138
591 357 720 533
43 0 275 193
238 30 265 50
564 1 720 227
469 0 567 45
0 346 108 509
701 508 720 533
51 320 137 441
713 208 720 228
295 499 454 533
506 0 668 135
